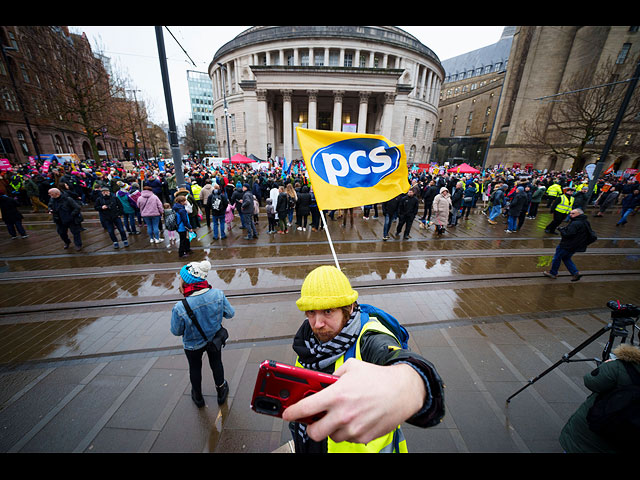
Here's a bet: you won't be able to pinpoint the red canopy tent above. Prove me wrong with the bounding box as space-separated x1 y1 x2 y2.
447 163 480 174
222 153 256 164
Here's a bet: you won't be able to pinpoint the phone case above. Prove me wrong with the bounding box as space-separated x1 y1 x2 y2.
250 360 338 424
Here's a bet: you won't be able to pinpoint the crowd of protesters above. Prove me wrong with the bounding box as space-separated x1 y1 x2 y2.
1 156 639 252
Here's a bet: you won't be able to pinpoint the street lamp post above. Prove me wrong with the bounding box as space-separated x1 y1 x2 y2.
127 89 149 161
217 62 232 162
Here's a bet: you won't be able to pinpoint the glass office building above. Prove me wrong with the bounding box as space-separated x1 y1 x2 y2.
187 70 217 156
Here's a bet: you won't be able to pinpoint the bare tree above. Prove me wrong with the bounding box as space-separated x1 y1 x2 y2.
183 119 213 159
20 26 127 167
520 55 640 172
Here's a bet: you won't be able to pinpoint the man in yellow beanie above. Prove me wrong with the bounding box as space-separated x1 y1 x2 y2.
283 265 444 453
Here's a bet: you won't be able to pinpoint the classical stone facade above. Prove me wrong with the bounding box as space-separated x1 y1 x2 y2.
209 26 444 165
487 26 640 172
434 27 514 166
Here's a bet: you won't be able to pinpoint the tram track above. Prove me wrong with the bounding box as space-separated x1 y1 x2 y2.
2 269 638 317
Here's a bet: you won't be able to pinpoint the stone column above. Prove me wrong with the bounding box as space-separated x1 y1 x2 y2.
420 66 427 100
282 89 293 161
332 90 344 132
425 70 433 105
257 89 269 159
307 89 318 130
380 92 396 138
358 91 370 133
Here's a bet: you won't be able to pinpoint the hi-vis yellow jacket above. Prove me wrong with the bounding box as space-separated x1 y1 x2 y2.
295 319 408 453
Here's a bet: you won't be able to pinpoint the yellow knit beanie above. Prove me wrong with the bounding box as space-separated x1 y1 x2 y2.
296 265 359 311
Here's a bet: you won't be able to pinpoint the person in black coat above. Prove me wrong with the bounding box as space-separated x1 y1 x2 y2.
275 186 289 233
543 209 594 281
48 188 83 250
0 193 28 238
94 187 128 248
382 193 402 241
295 185 311 231
448 182 463 227
420 181 439 225
395 189 419 240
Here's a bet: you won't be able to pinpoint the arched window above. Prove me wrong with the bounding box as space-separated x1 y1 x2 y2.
54 135 64 153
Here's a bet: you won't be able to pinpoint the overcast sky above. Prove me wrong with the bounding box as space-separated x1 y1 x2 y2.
70 26 506 130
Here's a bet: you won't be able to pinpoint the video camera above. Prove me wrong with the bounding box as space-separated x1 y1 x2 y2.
607 300 640 323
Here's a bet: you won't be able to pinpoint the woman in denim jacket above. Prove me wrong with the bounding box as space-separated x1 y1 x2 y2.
171 260 235 408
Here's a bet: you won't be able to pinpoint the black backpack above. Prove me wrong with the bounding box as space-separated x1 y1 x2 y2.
586 360 640 446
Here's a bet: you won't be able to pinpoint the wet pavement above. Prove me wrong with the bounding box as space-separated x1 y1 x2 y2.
1 203 639 453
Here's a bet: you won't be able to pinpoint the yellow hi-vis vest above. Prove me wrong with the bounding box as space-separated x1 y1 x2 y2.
191 184 202 200
295 319 408 453
555 195 574 214
547 184 562 197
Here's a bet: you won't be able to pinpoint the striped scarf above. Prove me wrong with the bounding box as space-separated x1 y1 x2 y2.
293 306 361 371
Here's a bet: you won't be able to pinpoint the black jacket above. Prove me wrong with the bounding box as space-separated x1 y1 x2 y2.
422 185 439 206
508 191 528 216
94 193 123 221
296 188 311 216
208 191 228 216
398 194 419 218
49 193 81 225
382 193 402 216
558 214 593 252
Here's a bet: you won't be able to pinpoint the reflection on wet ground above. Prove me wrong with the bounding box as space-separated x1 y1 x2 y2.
1 254 639 308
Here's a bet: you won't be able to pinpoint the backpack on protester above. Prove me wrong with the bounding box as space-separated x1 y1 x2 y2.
586 361 640 445
165 210 178 231
345 303 445 428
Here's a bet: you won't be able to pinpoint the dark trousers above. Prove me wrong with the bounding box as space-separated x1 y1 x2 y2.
528 202 540 218
57 222 82 247
104 217 127 242
6 220 26 237
184 342 224 396
545 211 566 233
178 230 191 256
396 215 414 238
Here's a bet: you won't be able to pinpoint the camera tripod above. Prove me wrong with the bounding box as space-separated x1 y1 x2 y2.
506 303 639 404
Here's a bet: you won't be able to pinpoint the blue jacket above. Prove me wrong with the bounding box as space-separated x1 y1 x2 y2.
171 288 235 350
172 202 191 232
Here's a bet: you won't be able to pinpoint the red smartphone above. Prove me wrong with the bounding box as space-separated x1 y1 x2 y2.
250 360 338 424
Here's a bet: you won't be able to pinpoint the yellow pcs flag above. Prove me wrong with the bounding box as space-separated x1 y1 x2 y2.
296 127 410 210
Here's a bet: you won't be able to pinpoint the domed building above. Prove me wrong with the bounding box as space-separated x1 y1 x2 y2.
209 26 444 165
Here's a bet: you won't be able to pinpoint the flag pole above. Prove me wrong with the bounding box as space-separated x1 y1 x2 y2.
319 209 341 270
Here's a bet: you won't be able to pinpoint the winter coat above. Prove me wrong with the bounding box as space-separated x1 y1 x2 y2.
276 191 289 216
422 185 439 206
531 186 545 203
558 213 594 252
382 194 402 217
432 193 452 226
462 185 477 207
397 194 419 218
241 190 255 214
621 192 640 210
116 190 136 214
172 202 191 232
49 192 82 225
94 193 123 221
508 191 528 217
208 190 229 217
559 344 640 453
296 187 311 216
0 194 23 224
136 190 164 217
200 184 214 207
450 188 463 209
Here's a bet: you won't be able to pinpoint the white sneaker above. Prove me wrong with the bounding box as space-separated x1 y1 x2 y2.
158 237 164 241
297 226 302 231
150 238 155 243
